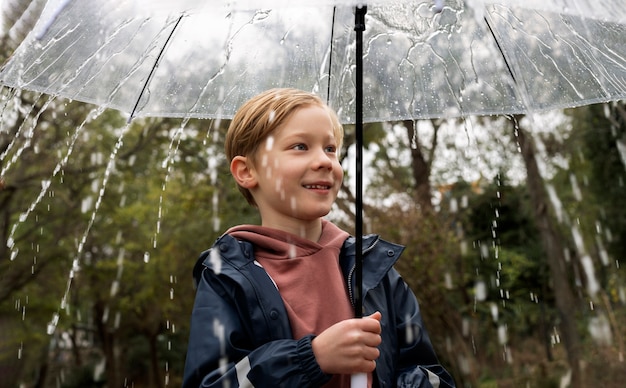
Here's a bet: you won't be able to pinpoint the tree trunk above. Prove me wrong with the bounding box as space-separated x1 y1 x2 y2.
94 301 119 388
515 120 583 388
404 120 434 213
69 324 83 367
149 333 164 388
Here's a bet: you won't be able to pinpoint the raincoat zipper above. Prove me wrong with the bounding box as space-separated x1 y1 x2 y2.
347 236 380 309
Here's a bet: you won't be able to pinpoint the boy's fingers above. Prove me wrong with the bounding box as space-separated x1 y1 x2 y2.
368 311 382 321
362 313 382 333
365 347 381 360
364 333 382 347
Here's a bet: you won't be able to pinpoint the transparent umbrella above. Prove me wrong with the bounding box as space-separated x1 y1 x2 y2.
1 0 625 122
1 1 625 385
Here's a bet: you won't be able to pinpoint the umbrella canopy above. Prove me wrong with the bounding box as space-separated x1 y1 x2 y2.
1 0 625 123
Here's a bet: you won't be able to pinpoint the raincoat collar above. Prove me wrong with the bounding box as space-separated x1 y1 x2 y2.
194 232 405 302
340 235 405 301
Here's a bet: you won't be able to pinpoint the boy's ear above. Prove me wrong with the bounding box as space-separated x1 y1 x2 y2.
230 156 257 189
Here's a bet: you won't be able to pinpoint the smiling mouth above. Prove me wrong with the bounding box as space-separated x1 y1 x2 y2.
304 184 331 190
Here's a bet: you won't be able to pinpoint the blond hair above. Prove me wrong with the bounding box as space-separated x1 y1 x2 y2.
225 88 343 206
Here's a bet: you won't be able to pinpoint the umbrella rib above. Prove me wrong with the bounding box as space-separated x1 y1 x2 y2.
326 6 337 105
128 15 184 122
484 16 517 85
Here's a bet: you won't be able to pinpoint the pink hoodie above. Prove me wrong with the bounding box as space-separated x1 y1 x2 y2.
227 220 361 387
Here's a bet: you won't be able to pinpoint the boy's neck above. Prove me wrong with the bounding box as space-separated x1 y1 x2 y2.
260 218 323 242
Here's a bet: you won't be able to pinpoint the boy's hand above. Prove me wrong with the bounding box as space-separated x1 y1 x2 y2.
312 312 382 374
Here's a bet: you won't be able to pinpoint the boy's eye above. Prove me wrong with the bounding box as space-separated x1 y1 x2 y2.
292 144 307 151
325 145 337 153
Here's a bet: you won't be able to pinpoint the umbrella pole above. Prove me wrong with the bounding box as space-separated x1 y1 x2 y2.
353 4 366 320
351 5 367 388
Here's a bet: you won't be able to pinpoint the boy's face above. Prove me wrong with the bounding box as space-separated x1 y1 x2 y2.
248 104 343 228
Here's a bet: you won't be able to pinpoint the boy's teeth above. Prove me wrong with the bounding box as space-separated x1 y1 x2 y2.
305 184 329 189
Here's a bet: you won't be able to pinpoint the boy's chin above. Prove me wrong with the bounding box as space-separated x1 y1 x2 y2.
291 208 332 221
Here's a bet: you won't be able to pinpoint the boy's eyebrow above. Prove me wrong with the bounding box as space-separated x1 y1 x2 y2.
280 129 336 141
280 135 338 147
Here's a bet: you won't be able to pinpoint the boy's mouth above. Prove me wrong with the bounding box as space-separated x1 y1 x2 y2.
303 184 332 190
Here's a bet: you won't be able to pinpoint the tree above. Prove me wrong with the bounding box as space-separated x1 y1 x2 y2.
561 103 626 366
355 119 482 385
513 116 584 387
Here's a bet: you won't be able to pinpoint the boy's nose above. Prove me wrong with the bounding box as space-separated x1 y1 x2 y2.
312 148 334 170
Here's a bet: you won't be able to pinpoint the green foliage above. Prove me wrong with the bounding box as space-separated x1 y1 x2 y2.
565 103 626 266
0 96 258 386
60 363 106 388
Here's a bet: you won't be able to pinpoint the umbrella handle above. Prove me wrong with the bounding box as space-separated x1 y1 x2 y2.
351 372 367 388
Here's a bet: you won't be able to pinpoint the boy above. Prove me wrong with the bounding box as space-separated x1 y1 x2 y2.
183 88 455 387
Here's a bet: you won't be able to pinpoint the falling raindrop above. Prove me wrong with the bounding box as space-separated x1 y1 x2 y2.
490 303 498 322
212 191 220 232
588 314 612 346
285 244 296 259
449 197 458 213
569 173 582 201
444 272 453 289
459 240 468 256
47 313 60 335
110 280 119 297
497 324 507 345
480 244 489 260
594 235 610 266
209 249 222 274
552 326 561 346
475 281 486 301
114 311 121 329
405 313 415 343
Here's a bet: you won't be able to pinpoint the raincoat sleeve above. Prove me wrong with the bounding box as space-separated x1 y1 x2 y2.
387 268 456 388
182 251 331 388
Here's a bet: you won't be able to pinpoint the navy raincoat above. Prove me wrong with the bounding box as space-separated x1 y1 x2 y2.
183 233 456 388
